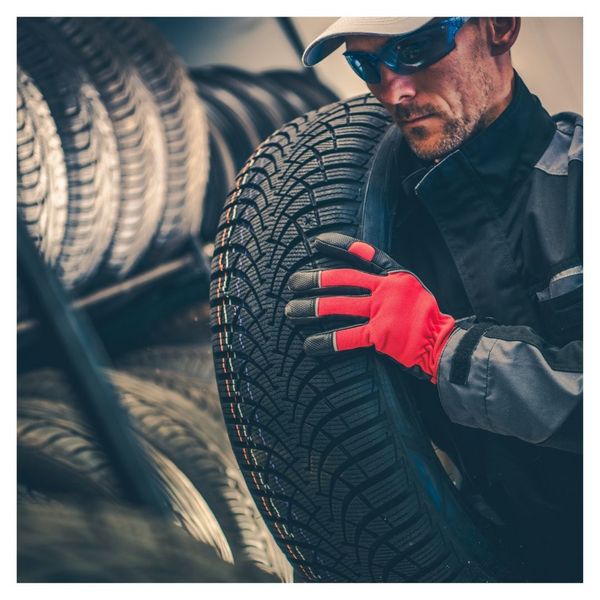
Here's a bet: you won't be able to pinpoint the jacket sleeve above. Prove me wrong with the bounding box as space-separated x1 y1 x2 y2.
436 317 582 454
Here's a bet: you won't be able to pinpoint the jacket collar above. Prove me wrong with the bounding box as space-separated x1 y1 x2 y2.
401 71 557 210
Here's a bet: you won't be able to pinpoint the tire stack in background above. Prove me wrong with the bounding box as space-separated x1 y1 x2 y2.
17 17 209 295
192 65 337 243
17 16 338 583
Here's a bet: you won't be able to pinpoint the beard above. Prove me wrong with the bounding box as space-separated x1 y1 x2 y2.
393 42 495 161
396 110 487 161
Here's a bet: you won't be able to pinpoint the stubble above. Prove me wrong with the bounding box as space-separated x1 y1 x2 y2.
397 37 495 161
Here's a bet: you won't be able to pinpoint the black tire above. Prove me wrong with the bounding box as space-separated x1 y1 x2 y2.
115 342 215 382
262 69 338 110
209 96 513 582
17 18 120 291
211 66 301 129
197 66 324 242
201 125 237 243
17 65 68 270
99 17 210 259
202 66 286 141
18 500 278 582
125 366 223 417
17 392 234 564
44 17 168 281
192 71 262 165
257 71 312 116
192 78 261 244
17 368 293 582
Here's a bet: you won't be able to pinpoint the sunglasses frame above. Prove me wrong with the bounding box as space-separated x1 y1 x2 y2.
343 17 471 84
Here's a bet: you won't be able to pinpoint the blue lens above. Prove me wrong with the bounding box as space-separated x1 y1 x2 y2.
343 17 470 84
344 53 381 84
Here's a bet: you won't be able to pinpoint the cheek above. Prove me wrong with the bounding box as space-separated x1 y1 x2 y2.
425 64 472 119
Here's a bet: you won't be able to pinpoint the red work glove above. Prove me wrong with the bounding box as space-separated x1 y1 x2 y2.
285 233 456 384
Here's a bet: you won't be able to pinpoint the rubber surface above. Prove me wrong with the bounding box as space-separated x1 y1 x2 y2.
262 70 339 111
17 65 68 269
46 17 168 280
202 125 237 242
208 66 296 137
18 500 278 582
18 367 293 581
17 391 233 563
100 17 210 260
17 64 68 321
17 19 120 291
209 95 506 582
196 67 339 244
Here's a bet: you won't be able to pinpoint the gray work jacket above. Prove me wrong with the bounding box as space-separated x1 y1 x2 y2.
387 71 582 455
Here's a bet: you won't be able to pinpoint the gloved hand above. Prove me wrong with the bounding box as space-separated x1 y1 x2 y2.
285 233 456 384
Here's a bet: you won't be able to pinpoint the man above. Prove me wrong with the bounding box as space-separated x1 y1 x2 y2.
286 17 582 577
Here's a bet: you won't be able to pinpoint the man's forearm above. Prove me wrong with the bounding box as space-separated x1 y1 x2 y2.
437 318 582 453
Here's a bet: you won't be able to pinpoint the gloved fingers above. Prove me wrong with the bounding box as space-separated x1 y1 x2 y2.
289 268 379 293
313 232 401 273
285 295 371 322
287 269 321 292
303 324 371 356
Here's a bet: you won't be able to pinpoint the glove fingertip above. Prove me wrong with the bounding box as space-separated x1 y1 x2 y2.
285 298 317 319
304 332 336 356
313 232 356 252
289 270 320 291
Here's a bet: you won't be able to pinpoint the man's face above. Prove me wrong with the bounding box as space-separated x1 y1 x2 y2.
346 21 498 160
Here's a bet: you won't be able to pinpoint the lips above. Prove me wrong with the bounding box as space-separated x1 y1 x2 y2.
400 114 434 125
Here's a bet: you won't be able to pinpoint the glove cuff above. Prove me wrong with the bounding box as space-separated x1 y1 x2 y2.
428 313 456 385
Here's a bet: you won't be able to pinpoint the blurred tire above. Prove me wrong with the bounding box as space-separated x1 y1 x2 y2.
17 18 120 291
210 66 298 132
18 368 293 581
257 71 312 115
17 65 68 322
17 392 233 564
115 341 215 382
262 69 338 110
201 125 237 243
45 17 168 280
192 71 261 167
99 17 210 259
17 65 68 270
201 66 283 141
18 500 278 582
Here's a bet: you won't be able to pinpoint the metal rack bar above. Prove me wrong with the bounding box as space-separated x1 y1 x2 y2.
17 214 171 516
276 17 320 81
17 249 206 339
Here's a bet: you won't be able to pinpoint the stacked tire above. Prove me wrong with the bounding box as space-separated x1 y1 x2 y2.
17 17 210 298
17 17 338 309
18 351 293 582
17 17 342 583
193 66 337 244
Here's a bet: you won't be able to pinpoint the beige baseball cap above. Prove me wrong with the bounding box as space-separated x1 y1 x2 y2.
302 17 435 67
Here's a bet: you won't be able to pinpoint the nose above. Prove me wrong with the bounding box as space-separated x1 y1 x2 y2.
371 65 418 105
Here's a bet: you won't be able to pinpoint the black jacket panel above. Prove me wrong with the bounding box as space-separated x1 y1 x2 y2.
388 72 582 455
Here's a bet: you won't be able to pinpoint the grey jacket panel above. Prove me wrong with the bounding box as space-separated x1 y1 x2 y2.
437 324 582 445
534 112 583 176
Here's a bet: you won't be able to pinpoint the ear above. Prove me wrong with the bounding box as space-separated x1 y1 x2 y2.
487 18 521 56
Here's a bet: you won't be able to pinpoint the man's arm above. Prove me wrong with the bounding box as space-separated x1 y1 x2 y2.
437 318 582 453
286 233 583 454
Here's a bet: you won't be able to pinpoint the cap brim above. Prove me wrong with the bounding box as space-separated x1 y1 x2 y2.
302 17 434 67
